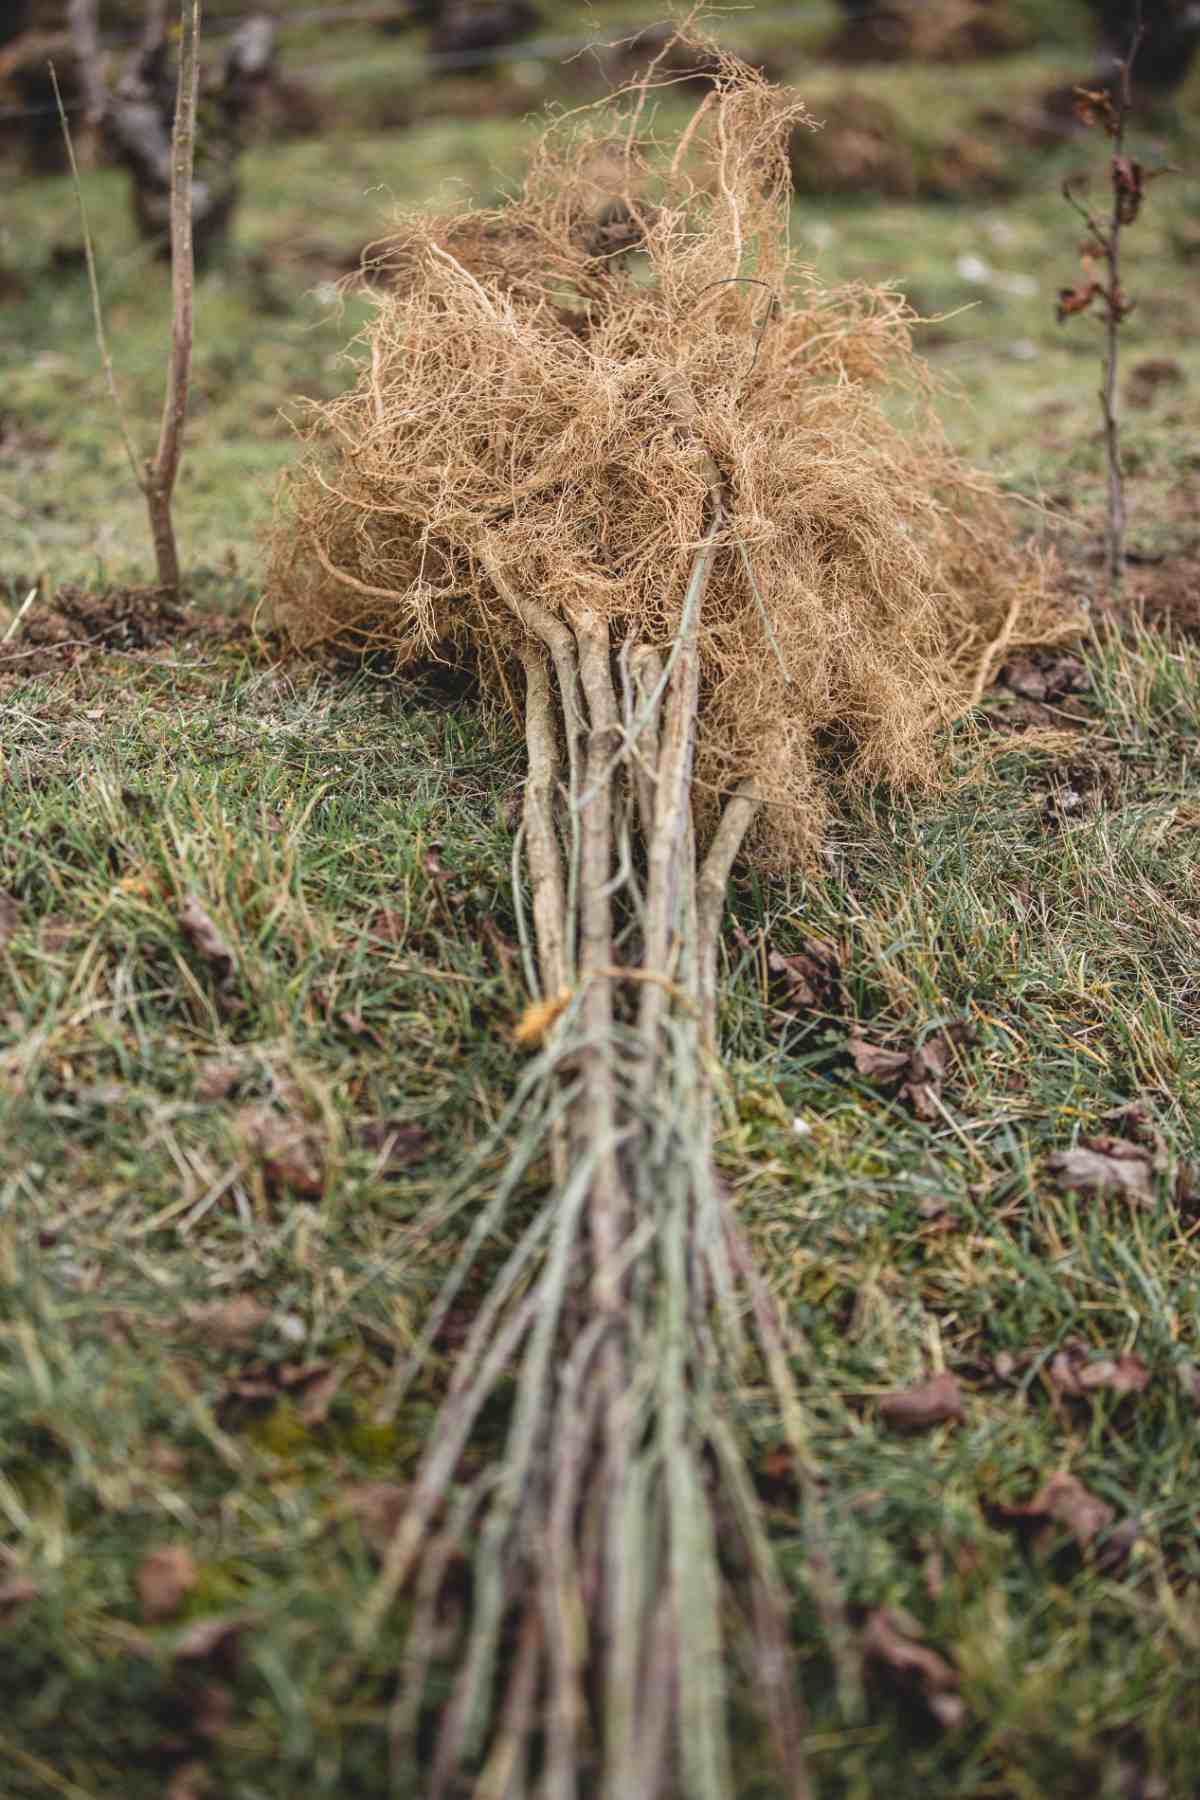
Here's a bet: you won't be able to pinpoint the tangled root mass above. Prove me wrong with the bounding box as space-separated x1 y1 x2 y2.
268 36 1070 866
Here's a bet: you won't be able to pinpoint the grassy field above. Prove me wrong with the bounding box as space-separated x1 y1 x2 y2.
2 3 1200 1795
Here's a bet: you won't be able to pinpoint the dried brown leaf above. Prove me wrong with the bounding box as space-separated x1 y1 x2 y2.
183 1295 268 1349
1048 1144 1153 1204
863 1608 965 1729
194 1058 243 1102
174 1613 257 1669
768 937 842 1017
165 1763 212 1800
1177 1362 1200 1408
1056 280 1101 323
239 1106 324 1195
137 1545 199 1623
343 1482 408 1557
1047 1343 1149 1399
295 1364 346 1427
365 908 406 946
1001 652 1089 701
0 892 22 946
1072 87 1118 133
847 1034 910 1081
0 1575 38 1621
878 1370 963 1431
178 897 237 985
1010 1470 1115 1551
358 1117 432 1169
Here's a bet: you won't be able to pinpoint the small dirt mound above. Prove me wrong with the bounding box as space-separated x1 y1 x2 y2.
789 92 1012 201
826 0 1030 66
0 583 186 680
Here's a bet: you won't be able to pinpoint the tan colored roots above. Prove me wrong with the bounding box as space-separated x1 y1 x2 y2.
266 37 1072 870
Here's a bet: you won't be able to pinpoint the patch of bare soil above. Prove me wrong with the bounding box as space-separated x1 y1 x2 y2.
789 93 1011 201
0 583 188 683
1124 556 1200 640
824 0 1029 66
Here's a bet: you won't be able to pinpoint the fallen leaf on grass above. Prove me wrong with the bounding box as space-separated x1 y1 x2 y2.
878 1371 964 1431
338 1007 385 1046
343 1482 408 1557
239 1106 324 1196
137 1545 198 1623
917 1195 959 1233
0 891 21 946
365 908 405 947
767 936 842 1018
862 1608 965 1728
1048 1144 1153 1204
1000 652 1089 702
1047 1342 1149 1399
847 1035 910 1081
220 1358 340 1418
295 1363 346 1427
183 1295 268 1349
194 1058 244 1102
1103 1102 1169 1171
39 914 77 953
165 1762 213 1800
174 1613 258 1672
358 1118 431 1170
1005 1471 1115 1553
0 1575 38 1621
1177 1363 1200 1408
848 1024 973 1120
178 898 237 986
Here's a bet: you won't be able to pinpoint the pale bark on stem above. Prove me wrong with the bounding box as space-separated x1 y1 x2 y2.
637 497 722 1075
519 644 569 1186
696 780 760 1052
518 645 568 999
628 643 664 841
477 540 587 852
140 0 170 58
67 0 105 164
575 610 627 1308
145 0 199 596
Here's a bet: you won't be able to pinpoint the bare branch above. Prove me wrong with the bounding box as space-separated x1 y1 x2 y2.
146 0 200 594
66 0 105 162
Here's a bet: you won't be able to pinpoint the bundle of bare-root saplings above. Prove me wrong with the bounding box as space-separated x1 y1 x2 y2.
269 41 1071 1798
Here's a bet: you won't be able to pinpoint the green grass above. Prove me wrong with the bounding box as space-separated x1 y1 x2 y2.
2 3 1200 1794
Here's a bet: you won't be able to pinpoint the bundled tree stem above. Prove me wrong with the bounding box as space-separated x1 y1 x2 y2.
271 34 1072 1791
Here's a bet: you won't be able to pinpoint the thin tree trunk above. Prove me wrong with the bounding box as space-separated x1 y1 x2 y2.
66 0 105 165
146 0 200 595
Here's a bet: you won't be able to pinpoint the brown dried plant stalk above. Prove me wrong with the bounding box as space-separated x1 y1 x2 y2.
1056 4 1168 591
270 36 1071 1793
53 0 199 595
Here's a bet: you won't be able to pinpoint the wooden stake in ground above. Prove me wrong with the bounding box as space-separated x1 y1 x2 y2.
53 0 200 597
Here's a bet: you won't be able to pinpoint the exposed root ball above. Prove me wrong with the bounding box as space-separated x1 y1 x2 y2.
268 39 1070 865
